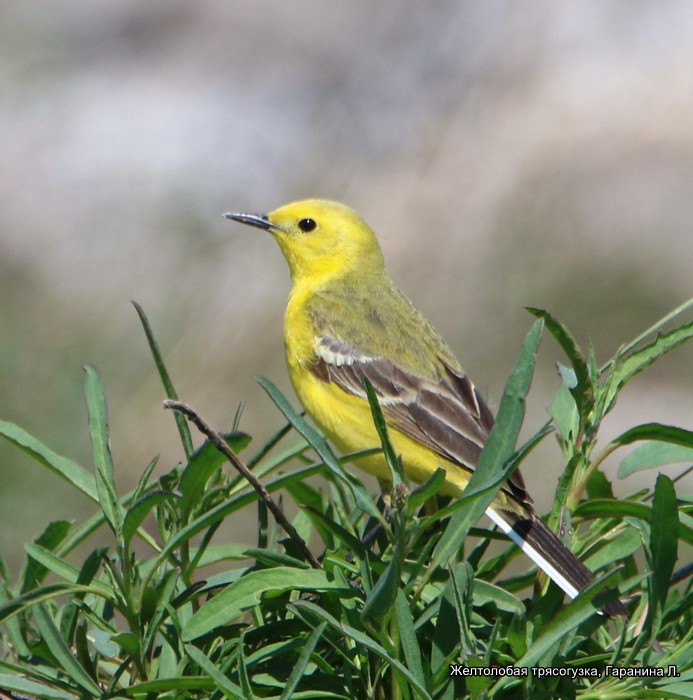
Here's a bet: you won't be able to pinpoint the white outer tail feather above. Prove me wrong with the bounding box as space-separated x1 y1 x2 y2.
485 506 580 600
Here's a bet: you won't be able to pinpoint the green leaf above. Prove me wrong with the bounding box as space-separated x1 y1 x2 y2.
23 544 113 598
0 675 79 700
278 621 328 700
110 677 216 694
574 499 693 546
602 320 693 414
613 422 693 477
407 468 447 512
131 454 159 505
144 463 324 586
0 421 97 500
33 603 101 696
257 376 382 522
0 583 99 624
394 590 426 688
123 490 178 545
650 474 678 616
237 629 255 700
242 548 312 570
292 599 433 700
140 569 181 658
549 377 579 443
450 563 477 657
133 301 194 459
185 644 245 699
613 423 693 448
363 377 404 486
183 567 350 640
472 580 525 614
361 558 400 622
527 308 593 421
492 569 623 693
583 527 641 571
178 432 251 519
618 442 693 478
59 547 107 645
20 521 71 593
431 320 543 571
83 365 124 542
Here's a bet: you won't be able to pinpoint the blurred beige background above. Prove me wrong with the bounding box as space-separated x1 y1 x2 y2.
1 1 691 572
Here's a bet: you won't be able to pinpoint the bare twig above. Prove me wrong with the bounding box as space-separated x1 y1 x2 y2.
163 399 322 570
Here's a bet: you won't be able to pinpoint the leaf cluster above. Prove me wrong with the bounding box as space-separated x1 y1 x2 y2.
0 301 691 699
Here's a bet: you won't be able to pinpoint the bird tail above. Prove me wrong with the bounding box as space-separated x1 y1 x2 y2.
486 506 627 617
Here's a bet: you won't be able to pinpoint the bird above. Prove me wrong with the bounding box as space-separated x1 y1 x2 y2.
225 199 626 617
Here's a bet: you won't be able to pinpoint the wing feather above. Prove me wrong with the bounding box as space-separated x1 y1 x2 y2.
311 334 529 504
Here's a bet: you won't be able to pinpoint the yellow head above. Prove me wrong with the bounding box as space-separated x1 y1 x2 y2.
225 199 385 283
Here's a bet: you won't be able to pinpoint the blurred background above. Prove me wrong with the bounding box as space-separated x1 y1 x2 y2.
1 1 691 573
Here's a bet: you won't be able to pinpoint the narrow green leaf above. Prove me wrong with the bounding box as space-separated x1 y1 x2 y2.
613 423 693 448
33 603 101 696
183 567 350 640
0 583 98 623
298 505 368 559
0 421 97 500
407 468 447 512
23 544 113 598
178 432 252 518
133 301 194 459
432 320 543 570
110 677 216 694
449 563 477 657
140 569 181 659
634 685 693 700
472 580 524 614
292 599 433 700
363 377 404 486
394 590 426 688
257 376 382 521
59 547 107 645
185 644 245 698
549 378 579 443
123 490 178 545
83 365 124 541
242 548 311 570
574 499 693 546
20 521 72 593
0 675 79 700
527 308 593 420
603 320 693 413
361 558 400 622
650 474 678 615
431 582 462 684
131 454 159 505
618 442 693 478
237 629 255 700
583 528 641 571
611 296 693 361
492 570 623 693
0 582 31 658
144 463 324 586
278 621 328 700
111 631 140 658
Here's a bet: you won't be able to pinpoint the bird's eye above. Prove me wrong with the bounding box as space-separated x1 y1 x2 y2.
297 218 317 233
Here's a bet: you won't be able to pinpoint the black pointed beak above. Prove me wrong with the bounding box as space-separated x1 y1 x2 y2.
223 211 278 231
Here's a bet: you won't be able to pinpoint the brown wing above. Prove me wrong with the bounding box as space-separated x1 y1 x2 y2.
310 335 529 504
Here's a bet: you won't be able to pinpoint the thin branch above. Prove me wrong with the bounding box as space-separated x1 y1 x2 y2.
163 399 322 570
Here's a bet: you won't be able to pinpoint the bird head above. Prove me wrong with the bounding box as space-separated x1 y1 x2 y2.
225 199 385 283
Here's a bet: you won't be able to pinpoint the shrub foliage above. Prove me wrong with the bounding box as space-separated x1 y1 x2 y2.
1 300 692 699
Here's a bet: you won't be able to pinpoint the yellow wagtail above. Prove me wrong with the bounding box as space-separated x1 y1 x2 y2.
225 199 626 616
